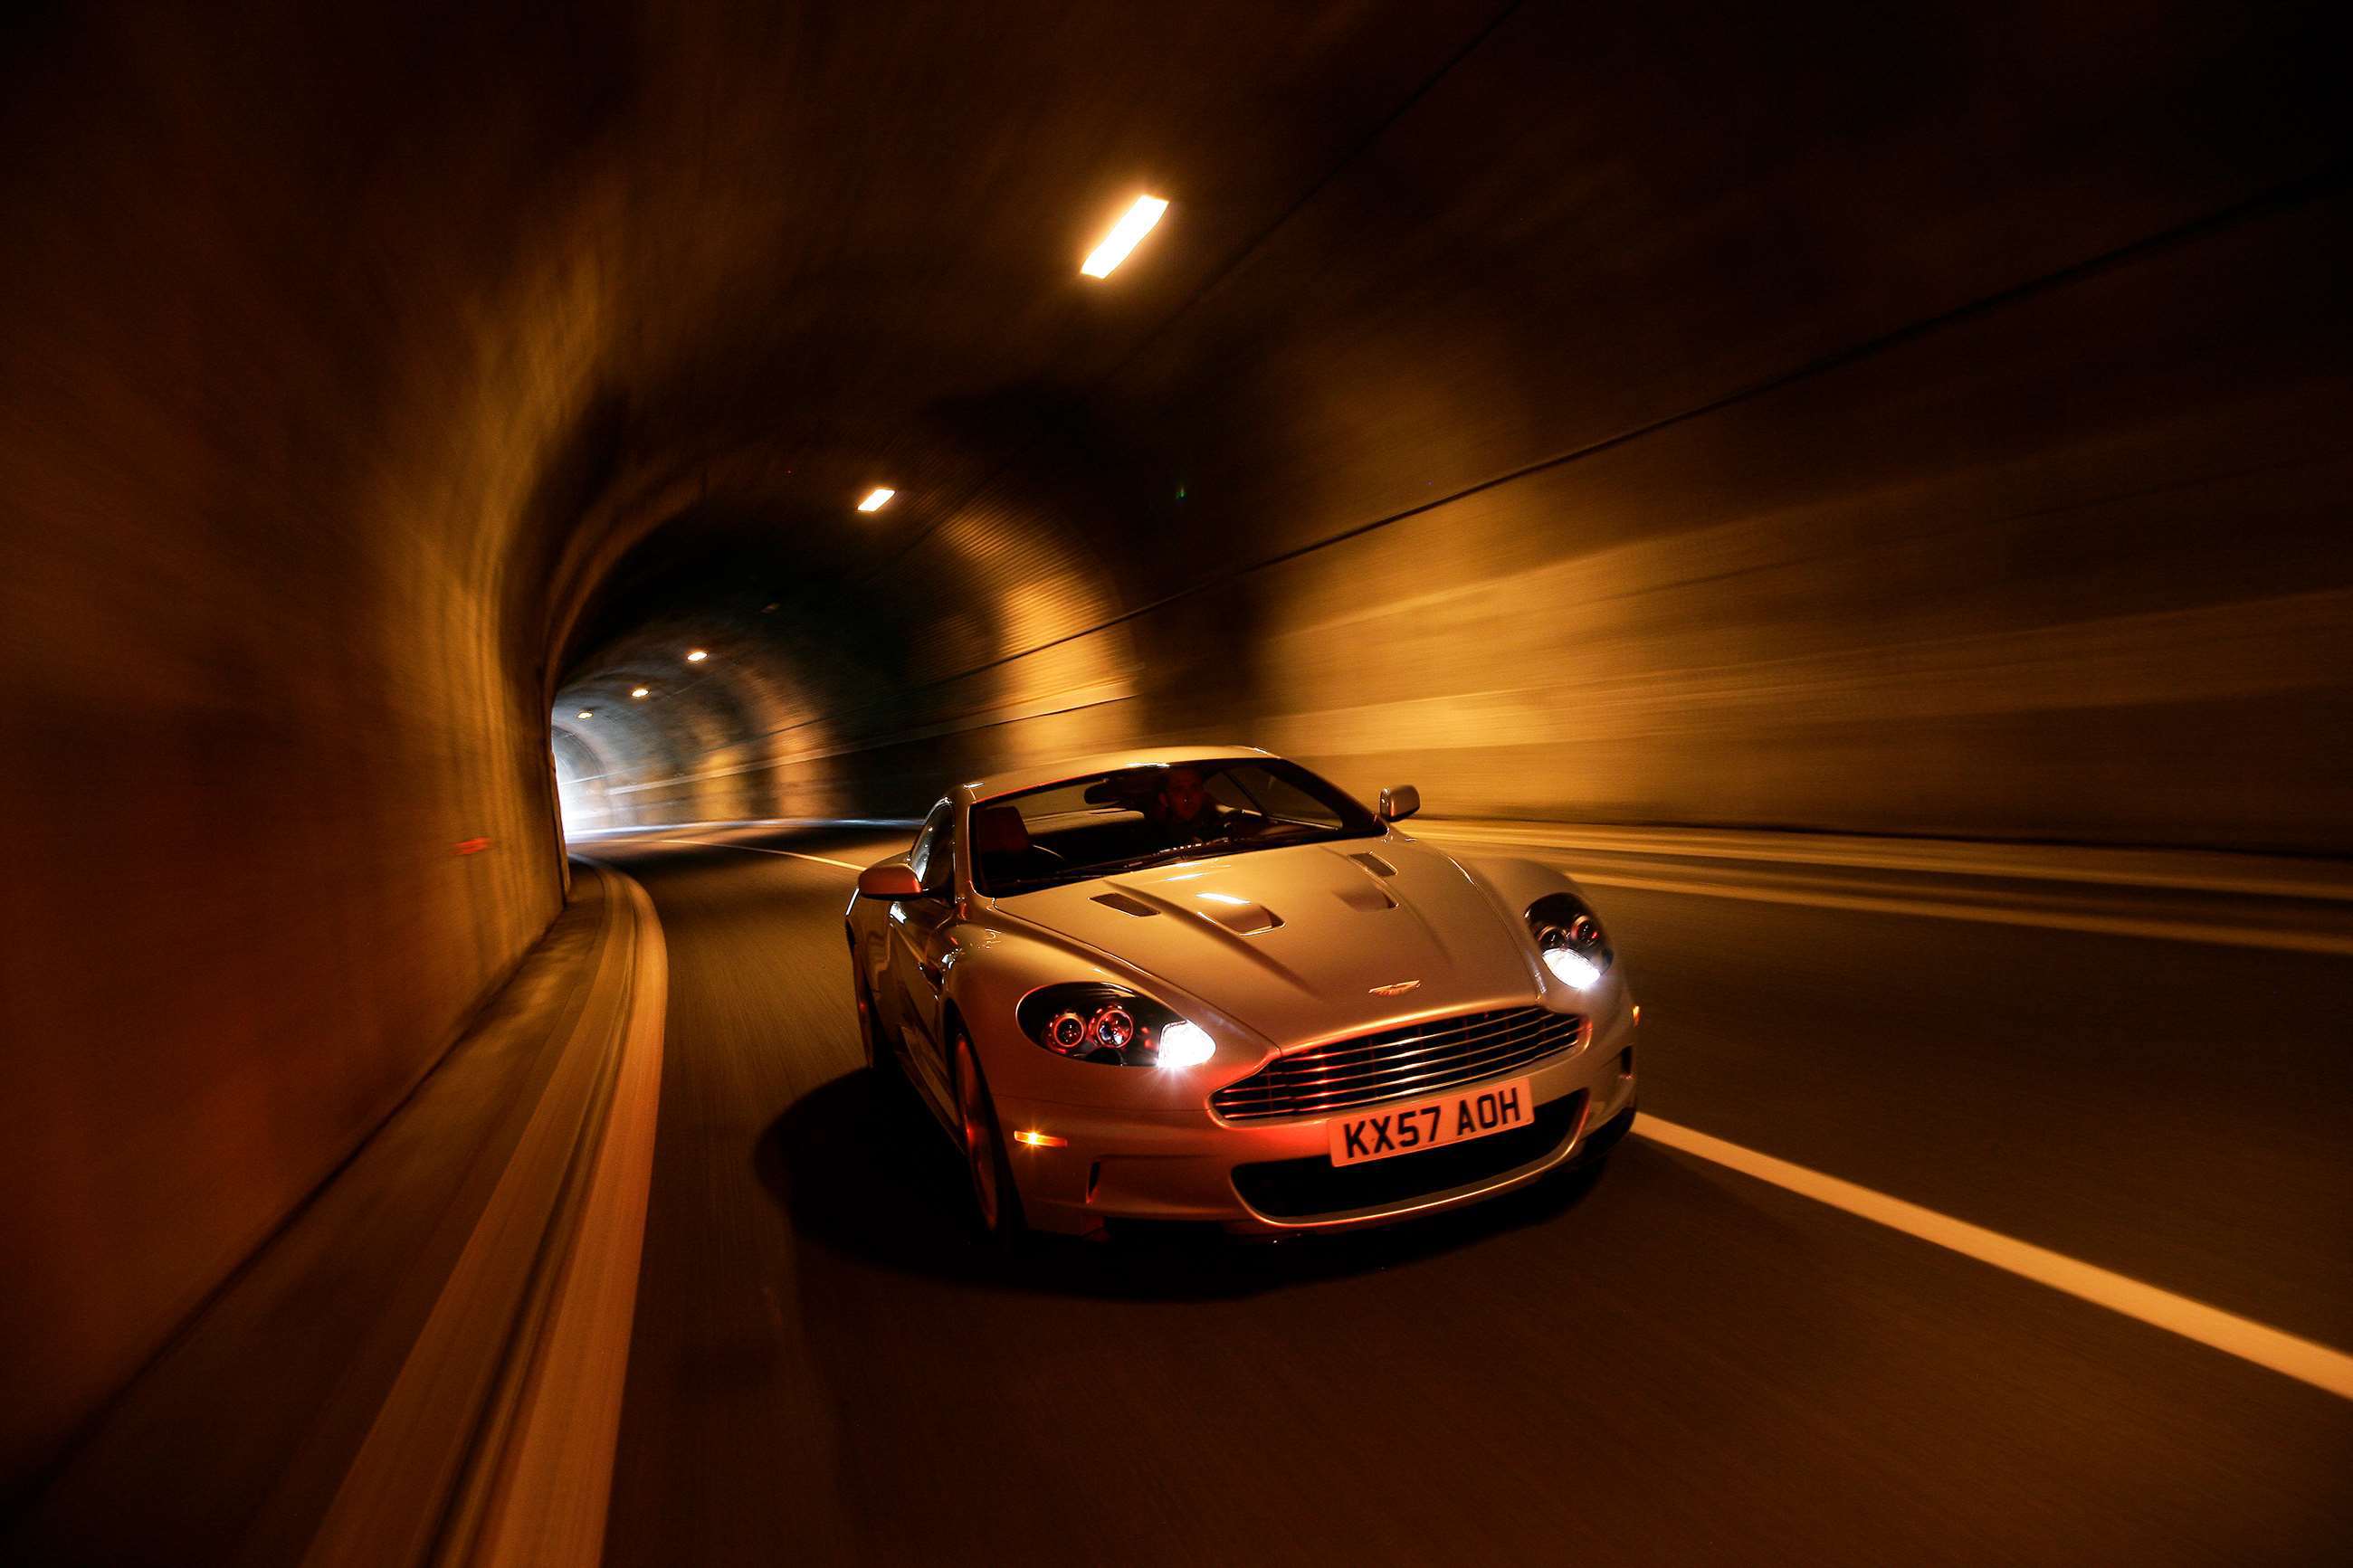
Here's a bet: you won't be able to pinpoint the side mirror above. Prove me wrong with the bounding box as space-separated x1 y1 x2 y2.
1377 784 1421 823
857 860 924 898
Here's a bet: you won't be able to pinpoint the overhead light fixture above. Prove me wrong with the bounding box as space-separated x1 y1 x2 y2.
1081 195 1168 279
858 487 895 513
685 649 709 663
631 687 650 699
576 709 593 719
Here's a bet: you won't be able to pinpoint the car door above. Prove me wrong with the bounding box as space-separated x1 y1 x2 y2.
887 802 960 1111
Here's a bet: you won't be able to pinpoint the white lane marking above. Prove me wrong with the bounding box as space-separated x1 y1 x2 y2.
656 838 866 871
1415 822 2353 903
570 815 922 838
1635 1115 2353 1402
1555 869 2353 958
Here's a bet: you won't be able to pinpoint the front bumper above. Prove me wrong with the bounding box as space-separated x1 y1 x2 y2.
991 1009 1639 1237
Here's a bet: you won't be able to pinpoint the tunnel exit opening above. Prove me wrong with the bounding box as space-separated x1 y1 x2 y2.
551 726 612 840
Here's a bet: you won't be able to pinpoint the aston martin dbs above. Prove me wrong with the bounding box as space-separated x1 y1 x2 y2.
844 746 1639 1239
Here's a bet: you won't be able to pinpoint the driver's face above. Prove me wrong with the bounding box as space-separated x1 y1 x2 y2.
1164 768 1208 822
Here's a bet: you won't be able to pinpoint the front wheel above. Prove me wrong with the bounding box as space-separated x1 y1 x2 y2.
952 1033 1024 1243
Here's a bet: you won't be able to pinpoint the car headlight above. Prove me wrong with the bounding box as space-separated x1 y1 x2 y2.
1016 984 1216 1069
1525 892 1613 991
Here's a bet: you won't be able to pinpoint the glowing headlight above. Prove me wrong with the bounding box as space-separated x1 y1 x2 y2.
1156 1021 1215 1069
1526 893 1613 992
1015 984 1214 1068
1541 946 1605 990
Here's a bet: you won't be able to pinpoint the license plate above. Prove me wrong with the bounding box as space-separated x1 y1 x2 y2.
1328 1078 1535 1166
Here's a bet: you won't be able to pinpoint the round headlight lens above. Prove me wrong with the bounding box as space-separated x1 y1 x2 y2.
1015 984 1212 1067
1091 1005 1137 1052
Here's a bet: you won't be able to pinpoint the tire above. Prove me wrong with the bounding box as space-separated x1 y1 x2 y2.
951 1032 1025 1243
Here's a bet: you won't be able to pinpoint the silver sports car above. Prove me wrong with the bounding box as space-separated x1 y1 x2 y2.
845 746 1640 1240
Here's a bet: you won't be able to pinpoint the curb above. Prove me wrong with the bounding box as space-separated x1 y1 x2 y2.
304 864 667 1568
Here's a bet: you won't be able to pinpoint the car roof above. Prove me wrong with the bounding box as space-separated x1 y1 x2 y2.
954 744 1275 805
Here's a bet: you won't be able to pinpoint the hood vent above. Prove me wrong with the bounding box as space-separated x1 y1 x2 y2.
1195 897 1283 936
1090 892 1160 918
1350 852 1397 878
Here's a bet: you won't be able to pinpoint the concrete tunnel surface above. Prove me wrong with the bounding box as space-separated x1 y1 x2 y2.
0 0 2348 1507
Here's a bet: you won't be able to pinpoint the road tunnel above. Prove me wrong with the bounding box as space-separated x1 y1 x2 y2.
3 2 2348 1562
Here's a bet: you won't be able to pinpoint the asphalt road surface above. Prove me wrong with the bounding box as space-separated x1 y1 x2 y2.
587 823 2353 1567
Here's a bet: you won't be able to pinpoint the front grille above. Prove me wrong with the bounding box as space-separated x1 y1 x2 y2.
1209 1006 1586 1122
1232 1091 1586 1219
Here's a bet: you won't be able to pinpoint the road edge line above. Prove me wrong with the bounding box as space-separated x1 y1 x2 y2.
655 837 867 871
1562 870 2353 956
1634 1115 2353 1402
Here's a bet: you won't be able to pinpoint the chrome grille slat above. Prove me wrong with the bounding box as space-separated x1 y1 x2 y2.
1267 1014 1556 1076
1209 1009 1564 1088
1208 1019 1567 1101
1270 1045 1571 1114
1211 1006 1586 1121
1261 1034 1571 1109
1259 1022 1561 1095
1273 1007 1543 1061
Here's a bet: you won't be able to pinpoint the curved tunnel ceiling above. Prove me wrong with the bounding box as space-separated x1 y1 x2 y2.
531 0 2353 844
516 0 1530 825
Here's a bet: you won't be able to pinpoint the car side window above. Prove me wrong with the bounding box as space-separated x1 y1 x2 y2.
920 812 957 895
907 802 950 888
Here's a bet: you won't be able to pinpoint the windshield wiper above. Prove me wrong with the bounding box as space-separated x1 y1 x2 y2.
1087 837 1245 877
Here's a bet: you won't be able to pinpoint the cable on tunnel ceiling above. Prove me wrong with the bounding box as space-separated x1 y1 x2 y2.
847 155 2353 706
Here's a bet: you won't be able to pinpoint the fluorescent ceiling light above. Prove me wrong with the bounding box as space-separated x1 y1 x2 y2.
1081 195 1168 279
858 487 895 513
685 649 709 662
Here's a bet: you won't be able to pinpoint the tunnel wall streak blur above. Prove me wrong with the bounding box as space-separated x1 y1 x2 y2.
561 1 2349 854
0 5 614 1489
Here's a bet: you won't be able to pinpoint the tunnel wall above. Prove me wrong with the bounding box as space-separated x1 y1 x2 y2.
0 9 616 1490
567 2 2349 853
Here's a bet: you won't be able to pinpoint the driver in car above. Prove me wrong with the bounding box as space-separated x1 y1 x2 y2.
1152 765 1229 843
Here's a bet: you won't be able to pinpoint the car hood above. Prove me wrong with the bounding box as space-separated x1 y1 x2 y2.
991 835 1540 1049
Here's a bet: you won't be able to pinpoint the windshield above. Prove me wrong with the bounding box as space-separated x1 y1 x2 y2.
969 757 1383 897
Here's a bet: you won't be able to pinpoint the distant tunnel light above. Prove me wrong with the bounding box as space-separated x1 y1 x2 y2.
857 487 895 513
1081 195 1168 278
576 709 593 719
631 686 650 699
1013 1129 1068 1148
686 649 709 663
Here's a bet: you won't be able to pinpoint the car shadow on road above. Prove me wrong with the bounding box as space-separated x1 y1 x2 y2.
756 1066 1614 1301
